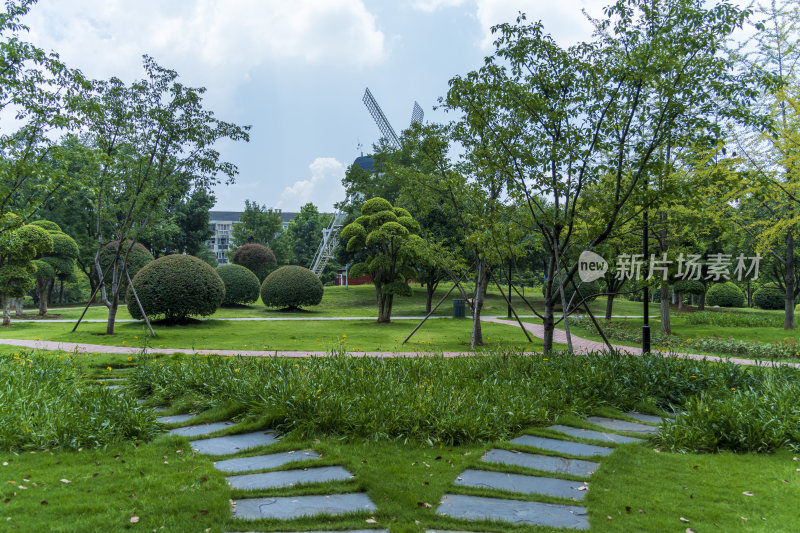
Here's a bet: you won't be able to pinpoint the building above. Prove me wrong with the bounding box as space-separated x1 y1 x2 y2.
208 210 296 264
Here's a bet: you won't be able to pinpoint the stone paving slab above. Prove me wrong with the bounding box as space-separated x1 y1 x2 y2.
548 425 643 444
152 406 169 412
104 384 120 390
214 450 319 472
232 493 376 520
481 449 598 477
455 469 588 500
227 466 353 489
157 414 197 424
168 421 234 437
626 412 668 424
586 416 659 434
437 494 589 530
510 435 613 457
190 431 279 455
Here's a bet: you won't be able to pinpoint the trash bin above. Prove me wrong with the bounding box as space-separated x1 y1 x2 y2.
453 299 465 318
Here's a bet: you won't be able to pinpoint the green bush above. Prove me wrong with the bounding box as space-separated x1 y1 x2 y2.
232 243 276 281
753 285 785 310
683 310 783 328
29 220 62 232
99 240 153 282
673 279 705 295
216 264 260 306
260 265 323 309
127 254 225 322
705 281 745 308
0 352 159 451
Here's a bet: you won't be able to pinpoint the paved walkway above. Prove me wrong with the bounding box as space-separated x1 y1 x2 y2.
1 317 797 368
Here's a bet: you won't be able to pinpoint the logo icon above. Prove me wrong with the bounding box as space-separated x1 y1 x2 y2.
578 250 608 282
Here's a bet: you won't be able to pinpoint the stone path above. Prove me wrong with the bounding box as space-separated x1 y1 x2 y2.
2 335 795 368
437 412 666 530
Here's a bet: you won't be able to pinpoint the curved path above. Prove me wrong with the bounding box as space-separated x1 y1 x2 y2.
0 317 796 368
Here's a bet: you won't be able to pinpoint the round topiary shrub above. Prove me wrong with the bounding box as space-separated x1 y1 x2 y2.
216 264 260 306
673 279 705 295
99 240 153 281
232 243 276 281
705 281 745 308
752 285 785 310
127 254 225 322
260 265 323 309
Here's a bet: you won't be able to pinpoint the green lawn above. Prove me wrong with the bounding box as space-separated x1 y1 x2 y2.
0 317 552 353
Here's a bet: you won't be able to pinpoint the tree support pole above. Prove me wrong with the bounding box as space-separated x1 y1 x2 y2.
125 268 156 338
403 270 468 345
489 269 533 344
72 270 108 332
569 277 614 352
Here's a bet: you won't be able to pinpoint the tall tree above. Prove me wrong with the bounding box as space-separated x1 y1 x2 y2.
286 202 323 268
230 199 282 248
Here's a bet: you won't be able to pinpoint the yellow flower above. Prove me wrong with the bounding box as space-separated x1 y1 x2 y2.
107 366 112 371
689 375 696 379
121 341 126 344
134 335 138 339
543 358 549 361
35 337 40 341
234 368 240 372
127 357 133 362
342 334 347 338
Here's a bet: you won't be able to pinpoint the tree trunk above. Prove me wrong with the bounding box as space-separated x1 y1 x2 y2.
786 230 795 330
660 282 671 334
59 279 65 304
13 297 23 316
698 291 706 310
470 258 489 349
425 280 437 315
37 279 49 316
2 297 10 326
605 293 615 320
542 300 555 353
677 291 683 310
106 292 119 335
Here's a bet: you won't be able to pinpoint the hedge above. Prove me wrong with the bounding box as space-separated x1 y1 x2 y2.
753 285 785 310
127 254 225 322
99 240 153 281
232 243 276 281
261 265 323 309
217 264 260 306
705 281 745 308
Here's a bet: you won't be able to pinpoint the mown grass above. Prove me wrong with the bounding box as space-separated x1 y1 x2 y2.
0 318 552 353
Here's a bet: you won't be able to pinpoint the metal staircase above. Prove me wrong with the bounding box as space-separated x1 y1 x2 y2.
310 211 347 276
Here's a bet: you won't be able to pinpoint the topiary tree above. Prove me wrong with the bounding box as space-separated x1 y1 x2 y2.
705 281 745 308
0 214 53 325
673 279 705 310
30 222 79 315
217 264 260 306
753 285 785 310
232 243 276 282
127 254 225 323
260 265 323 310
340 197 423 323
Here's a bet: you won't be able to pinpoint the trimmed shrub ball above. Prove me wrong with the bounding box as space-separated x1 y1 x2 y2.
99 240 153 281
753 285 785 310
260 265 323 309
217 264 260 306
705 281 745 308
232 243 276 281
127 254 225 322
673 279 705 295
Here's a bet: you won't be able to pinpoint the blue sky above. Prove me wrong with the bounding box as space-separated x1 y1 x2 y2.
25 0 604 212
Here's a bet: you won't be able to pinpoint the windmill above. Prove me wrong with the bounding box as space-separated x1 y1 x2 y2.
309 88 423 277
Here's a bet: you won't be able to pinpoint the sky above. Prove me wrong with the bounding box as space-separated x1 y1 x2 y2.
23 0 609 212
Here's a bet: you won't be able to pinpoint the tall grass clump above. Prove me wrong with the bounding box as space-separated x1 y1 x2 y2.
654 367 800 453
0 352 160 451
682 310 784 328
128 351 757 445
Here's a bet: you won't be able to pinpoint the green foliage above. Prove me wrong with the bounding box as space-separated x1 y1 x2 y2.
99 240 154 281
127 255 225 322
229 200 283 250
216 264 260 306
260 265 323 309
673 279 705 295
0 216 53 299
542 276 600 310
655 369 800 453
705 282 745 308
127 351 756 445
286 202 325 268
29 220 61 232
0 352 159 451
683 310 783 328
753 285 785 310
231 243 276 281
31 259 54 280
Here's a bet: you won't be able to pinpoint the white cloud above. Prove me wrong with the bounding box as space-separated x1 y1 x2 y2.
24 0 386 89
474 0 598 49
277 157 346 212
410 0 466 13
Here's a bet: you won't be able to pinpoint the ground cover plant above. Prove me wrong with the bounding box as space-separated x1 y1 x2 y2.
0 351 159 450
126 351 760 446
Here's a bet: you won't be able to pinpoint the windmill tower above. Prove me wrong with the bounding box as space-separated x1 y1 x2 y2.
309 88 423 277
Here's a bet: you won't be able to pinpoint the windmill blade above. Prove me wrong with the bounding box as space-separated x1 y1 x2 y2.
410 101 424 126
363 87 400 149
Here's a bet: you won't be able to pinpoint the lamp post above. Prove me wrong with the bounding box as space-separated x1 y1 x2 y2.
642 177 650 354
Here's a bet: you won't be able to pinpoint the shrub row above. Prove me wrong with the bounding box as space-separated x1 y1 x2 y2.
682 310 784 328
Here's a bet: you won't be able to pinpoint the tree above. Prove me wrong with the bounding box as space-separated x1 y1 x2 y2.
231 243 276 282
0 213 51 325
443 2 753 352
286 202 323 268
76 56 250 335
29 220 78 315
340 197 423 323
230 199 282 249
